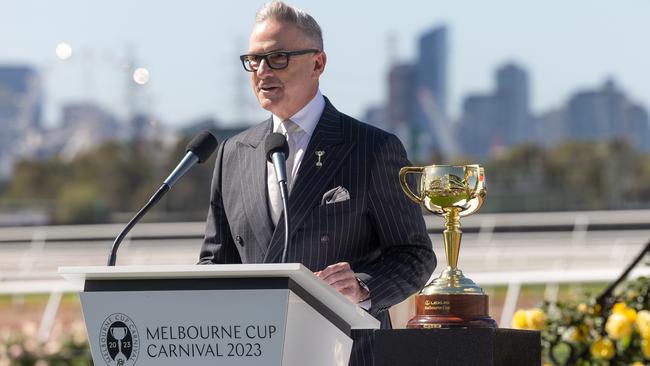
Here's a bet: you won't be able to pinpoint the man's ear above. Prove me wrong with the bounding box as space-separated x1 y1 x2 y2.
313 51 327 77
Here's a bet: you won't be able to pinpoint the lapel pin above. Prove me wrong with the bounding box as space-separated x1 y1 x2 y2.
315 150 325 167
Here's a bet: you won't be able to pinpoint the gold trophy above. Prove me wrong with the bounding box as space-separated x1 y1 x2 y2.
399 164 496 328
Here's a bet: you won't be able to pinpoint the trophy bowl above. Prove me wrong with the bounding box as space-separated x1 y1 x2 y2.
400 164 496 328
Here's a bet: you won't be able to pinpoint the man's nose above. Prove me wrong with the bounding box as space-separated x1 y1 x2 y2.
256 59 274 77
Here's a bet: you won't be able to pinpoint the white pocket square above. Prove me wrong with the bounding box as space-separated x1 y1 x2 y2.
321 186 350 205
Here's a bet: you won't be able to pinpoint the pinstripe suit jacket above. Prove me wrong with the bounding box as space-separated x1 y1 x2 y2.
199 98 436 366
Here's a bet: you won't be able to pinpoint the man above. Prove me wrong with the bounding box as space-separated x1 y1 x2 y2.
199 2 435 365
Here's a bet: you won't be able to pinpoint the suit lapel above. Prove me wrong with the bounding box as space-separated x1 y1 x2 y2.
264 100 356 263
236 119 274 260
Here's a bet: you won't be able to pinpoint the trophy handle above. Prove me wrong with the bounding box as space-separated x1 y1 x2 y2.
399 167 424 203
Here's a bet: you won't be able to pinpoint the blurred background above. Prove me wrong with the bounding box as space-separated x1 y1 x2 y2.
1 0 650 363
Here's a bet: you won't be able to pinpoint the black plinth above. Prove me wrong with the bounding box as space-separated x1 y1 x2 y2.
374 328 540 366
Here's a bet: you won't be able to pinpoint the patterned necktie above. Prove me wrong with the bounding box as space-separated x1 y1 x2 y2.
268 119 301 225
283 119 302 190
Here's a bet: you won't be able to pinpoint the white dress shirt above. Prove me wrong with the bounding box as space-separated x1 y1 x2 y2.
272 90 325 186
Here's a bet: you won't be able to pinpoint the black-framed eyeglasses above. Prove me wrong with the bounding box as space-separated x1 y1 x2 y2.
239 49 320 72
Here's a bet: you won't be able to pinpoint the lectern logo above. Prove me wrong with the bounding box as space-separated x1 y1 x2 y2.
99 313 140 366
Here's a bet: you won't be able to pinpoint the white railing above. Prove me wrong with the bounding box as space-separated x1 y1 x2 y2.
1 210 649 330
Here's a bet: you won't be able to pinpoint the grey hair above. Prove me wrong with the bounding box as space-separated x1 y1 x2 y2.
255 1 324 50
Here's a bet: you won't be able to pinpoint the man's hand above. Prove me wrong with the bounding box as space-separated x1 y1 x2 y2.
315 262 369 304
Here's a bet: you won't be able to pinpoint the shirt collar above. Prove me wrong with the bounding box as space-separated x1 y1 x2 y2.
272 90 325 136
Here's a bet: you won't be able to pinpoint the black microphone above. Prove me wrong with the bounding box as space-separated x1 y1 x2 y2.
107 131 219 266
264 133 290 263
265 133 290 184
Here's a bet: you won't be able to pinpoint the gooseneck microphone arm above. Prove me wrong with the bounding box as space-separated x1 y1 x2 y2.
276 164 290 264
281 185 289 263
265 133 291 263
107 131 219 266
107 184 169 266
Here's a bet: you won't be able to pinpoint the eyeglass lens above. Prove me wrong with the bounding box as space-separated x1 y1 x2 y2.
245 53 289 71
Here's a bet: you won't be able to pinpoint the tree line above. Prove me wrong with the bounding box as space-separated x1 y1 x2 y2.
0 136 215 224
477 140 650 212
1 137 649 225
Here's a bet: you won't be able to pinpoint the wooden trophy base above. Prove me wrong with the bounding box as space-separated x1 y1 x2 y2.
407 293 497 329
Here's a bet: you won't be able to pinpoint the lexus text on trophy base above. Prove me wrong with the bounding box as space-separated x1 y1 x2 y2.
400 164 497 329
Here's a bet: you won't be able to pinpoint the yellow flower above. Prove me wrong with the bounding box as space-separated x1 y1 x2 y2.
631 362 645 366
606 302 637 340
606 312 634 340
643 338 650 360
637 310 650 339
512 309 528 329
577 324 590 340
590 337 615 360
526 308 547 330
593 303 602 315
577 302 589 314
511 308 547 330
612 302 637 322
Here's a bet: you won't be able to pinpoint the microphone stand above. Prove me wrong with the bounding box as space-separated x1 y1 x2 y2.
107 184 169 266
596 238 650 310
280 181 290 263
105 130 218 266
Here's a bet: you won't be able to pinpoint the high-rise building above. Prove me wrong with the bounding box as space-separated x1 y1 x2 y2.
57 102 121 160
457 94 501 156
416 26 448 120
566 79 650 151
0 65 42 179
412 25 448 161
363 105 388 132
496 63 531 145
625 104 650 152
386 63 416 155
0 66 42 130
534 108 566 148
387 63 416 129
566 81 618 140
456 62 530 157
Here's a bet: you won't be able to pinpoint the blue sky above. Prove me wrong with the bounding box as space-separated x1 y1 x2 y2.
2 0 649 127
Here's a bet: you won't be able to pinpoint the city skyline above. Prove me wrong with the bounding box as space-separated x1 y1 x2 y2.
2 0 649 128
372 41 649 160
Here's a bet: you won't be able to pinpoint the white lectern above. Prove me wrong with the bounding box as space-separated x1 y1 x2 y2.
59 264 380 366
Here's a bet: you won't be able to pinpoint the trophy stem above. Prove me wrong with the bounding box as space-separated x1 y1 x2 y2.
443 207 462 271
